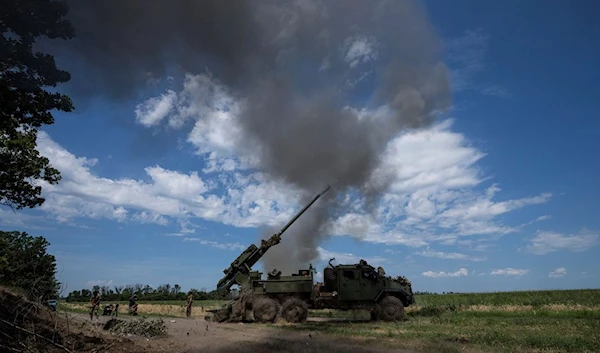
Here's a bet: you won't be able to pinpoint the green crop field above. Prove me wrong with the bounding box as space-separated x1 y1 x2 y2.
60 299 229 318
60 289 600 352
286 289 600 353
414 288 600 307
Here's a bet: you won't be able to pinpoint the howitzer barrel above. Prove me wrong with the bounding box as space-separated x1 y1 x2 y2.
215 185 331 295
277 184 331 236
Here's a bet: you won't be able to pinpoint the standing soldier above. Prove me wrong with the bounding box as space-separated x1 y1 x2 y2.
89 290 101 320
129 294 138 315
185 291 194 318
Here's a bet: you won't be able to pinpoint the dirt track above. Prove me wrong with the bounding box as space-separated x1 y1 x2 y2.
76 313 414 353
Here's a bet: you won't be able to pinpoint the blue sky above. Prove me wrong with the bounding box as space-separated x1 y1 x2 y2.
2 0 599 295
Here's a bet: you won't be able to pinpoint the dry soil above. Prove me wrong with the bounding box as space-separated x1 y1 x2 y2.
76 313 415 353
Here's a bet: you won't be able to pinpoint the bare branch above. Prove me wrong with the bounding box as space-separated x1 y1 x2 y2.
0 318 72 353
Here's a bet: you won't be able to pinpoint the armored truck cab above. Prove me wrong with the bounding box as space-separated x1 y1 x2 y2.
311 259 414 321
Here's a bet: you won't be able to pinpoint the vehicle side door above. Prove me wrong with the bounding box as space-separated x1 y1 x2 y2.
359 268 381 300
337 269 362 301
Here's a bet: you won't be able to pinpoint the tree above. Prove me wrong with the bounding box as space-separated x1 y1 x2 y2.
0 0 75 210
0 230 59 300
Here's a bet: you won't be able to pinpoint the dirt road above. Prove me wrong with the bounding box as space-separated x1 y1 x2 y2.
78 314 414 353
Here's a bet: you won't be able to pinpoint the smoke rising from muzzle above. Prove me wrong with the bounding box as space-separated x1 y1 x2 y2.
58 0 273 100
55 0 452 271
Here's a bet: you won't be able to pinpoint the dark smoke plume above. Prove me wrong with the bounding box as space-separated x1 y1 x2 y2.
54 0 452 272
58 0 273 100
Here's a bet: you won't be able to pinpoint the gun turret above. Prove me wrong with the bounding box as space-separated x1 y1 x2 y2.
216 185 331 296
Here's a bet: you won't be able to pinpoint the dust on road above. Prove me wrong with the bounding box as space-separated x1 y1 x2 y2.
78 313 415 353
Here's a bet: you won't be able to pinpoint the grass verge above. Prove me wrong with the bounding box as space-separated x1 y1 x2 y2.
278 305 600 353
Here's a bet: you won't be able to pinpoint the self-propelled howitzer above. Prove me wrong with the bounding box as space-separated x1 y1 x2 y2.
215 185 331 296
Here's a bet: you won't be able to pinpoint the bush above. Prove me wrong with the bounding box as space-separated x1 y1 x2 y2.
0 230 59 301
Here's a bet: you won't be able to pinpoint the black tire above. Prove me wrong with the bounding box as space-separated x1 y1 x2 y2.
324 268 336 281
376 296 405 321
280 297 308 323
253 297 280 323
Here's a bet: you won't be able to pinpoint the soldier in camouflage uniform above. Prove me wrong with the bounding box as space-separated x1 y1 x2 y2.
377 266 386 277
129 294 138 315
89 290 101 320
185 291 194 317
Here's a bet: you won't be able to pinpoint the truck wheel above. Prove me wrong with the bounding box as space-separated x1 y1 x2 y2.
253 297 280 323
281 297 308 323
376 296 405 321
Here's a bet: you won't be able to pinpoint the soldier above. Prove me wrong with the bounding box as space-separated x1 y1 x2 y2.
129 294 138 315
113 303 119 317
89 290 101 320
377 266 386 277
185 291 194 318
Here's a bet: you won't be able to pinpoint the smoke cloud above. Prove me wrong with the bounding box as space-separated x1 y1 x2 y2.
59 0 272 100
55 0 452 272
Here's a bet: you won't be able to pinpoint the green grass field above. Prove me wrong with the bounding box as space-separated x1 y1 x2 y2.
295 289 600 353
60 289 600 352
414 289 600 307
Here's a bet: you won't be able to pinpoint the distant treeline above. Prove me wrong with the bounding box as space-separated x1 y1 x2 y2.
64 283 235 302
64 287 450 303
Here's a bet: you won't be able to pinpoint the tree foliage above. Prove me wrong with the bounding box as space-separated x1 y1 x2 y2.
65 283 231 302
0 0 75 209
0 230 60 300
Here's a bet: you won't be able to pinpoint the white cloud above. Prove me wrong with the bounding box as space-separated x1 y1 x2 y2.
139 74 257 171
490 268 529 276
548 267 567 278
131 211 168 225
165 219 199 236
445 29 510 98
134 90 177 127
481 85 511 98
526 230 599 255
145 165 208 198
173 74 245 157
415 249 487 261
422 268 468 278
317 247 388 266
326 213 382 239
445 29 488 92
0 208 51 229
314 271 323 282
34 131 300 228
183 237 246 251
343 36 379 68
86 279 114 288
326 119 551 247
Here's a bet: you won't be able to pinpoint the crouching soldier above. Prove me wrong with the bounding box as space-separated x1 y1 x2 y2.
102 304 113 316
